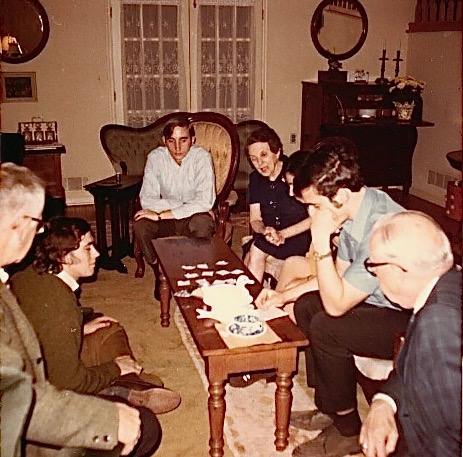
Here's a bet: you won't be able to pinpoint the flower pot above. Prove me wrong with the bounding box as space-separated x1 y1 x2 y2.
393 101 415 121
388 89 423 121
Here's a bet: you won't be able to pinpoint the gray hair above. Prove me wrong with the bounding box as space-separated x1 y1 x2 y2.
0 163 45 220
372 210 453 273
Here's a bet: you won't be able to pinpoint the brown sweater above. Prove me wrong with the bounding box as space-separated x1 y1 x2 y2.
11 266 120 394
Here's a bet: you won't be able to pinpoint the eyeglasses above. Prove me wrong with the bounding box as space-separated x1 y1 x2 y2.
364 257 408 276
24 216 46 234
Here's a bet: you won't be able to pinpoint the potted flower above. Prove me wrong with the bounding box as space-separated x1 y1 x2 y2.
388 76 425 121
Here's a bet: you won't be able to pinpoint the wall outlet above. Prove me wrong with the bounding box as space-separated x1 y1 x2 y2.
427 169 455 189
290 133 297 144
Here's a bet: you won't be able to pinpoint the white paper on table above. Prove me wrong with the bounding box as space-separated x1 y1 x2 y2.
201 271 214 277
182 265 196 270
230 269 244 275
185 272 199 279
216 260 229 265
197 263 209 269
256 307 288 321
224 278 236 284
195 279 210 287
216 270 230 276
177 279 191 286
212 279 227 285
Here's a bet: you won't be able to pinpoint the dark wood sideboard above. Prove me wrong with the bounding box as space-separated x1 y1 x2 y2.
300 81 434 198
23 143 66 201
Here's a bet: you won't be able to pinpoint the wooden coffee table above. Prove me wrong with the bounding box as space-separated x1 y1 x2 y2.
152 236 309 457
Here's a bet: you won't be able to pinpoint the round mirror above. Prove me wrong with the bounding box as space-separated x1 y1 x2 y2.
311 0 368 68
0 0 50 64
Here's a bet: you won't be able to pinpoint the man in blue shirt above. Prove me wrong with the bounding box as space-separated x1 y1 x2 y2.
256 143 410 457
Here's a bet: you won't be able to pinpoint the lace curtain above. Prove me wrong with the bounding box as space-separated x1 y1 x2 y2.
120 0 255 127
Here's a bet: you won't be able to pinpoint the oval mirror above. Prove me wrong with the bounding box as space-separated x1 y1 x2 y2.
311 0 368 68
0 0 50 64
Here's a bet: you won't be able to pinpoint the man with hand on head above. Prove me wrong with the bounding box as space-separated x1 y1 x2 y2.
255 143 411 457
134 116 216 299
0 163 143 457
360 211 461 457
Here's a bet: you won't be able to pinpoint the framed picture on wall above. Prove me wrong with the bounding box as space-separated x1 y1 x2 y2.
1 72 37 102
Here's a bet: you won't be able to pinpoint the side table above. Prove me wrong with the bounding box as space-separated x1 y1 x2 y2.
85 175 142 273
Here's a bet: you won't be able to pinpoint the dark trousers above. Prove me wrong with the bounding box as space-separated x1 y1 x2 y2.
294 291 411 414
134 213 215 265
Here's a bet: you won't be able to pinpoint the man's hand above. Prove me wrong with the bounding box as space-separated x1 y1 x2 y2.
115 355 142 376
83 316 118 335
255 289 285 310
309 207 343 250
360 399 399 457
134 209 159 221
116 402 141 455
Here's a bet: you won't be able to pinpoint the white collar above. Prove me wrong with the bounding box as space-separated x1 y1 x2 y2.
413 276 440 315
0 267 9 284
55 270 80 292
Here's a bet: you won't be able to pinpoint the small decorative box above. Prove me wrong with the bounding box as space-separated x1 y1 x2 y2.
18 117 58 144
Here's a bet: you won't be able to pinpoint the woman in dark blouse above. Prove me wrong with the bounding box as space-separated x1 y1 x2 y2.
244 127 311 282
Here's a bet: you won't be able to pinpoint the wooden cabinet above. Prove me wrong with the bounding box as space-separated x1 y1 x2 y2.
300 81 433 197
23 143 66 201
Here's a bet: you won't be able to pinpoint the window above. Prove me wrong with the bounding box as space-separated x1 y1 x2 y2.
111 0 262 126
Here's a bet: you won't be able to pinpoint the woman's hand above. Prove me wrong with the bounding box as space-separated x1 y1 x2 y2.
264 226 285 246
255 289 286 310
83 316 118 335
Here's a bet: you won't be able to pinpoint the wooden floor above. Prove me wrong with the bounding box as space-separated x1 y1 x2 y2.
66 188 462 263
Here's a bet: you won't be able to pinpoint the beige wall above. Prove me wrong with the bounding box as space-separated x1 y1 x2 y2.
1 0 461 206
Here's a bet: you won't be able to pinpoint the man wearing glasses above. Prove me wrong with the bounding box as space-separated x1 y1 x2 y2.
360 211 460 457
0 163 146 456
255 143 411 457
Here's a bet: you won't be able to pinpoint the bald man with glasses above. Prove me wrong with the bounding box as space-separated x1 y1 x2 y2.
360 211 461 457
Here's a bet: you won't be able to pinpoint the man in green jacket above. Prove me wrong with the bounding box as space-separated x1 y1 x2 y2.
12 216 180 416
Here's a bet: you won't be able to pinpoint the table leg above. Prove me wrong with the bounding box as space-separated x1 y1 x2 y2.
94 195 110 262
208 380 226 457
158 267 170 327
108 197 128 274
274 371 293 451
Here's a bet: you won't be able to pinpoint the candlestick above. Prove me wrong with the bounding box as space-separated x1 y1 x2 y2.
375 48 389 85
393 49 403 78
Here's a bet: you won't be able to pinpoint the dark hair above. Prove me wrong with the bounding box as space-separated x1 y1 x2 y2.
285 150 311 176
162 116 195 138
293 140 363 200
245 127 283 155
33 217 92 274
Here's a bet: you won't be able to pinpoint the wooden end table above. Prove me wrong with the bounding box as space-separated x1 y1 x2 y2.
85 175 141 273
152 236 309 457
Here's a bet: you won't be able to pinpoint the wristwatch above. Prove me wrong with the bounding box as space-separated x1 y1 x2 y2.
313 250 332 261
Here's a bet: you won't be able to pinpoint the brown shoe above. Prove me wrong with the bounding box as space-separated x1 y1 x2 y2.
229 370 276 388
292 425 361 456
102 385 181 415
290 409 333 431
128 387 181 414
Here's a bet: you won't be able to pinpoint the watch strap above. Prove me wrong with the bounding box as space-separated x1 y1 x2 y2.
313 250 332 261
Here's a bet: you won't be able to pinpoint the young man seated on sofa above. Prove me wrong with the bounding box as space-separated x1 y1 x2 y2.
133 116 216 299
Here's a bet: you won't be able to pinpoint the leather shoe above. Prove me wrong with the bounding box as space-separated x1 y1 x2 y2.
292 425 361 456
102 385 181 415
290 409 333 431
229 371 276 388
